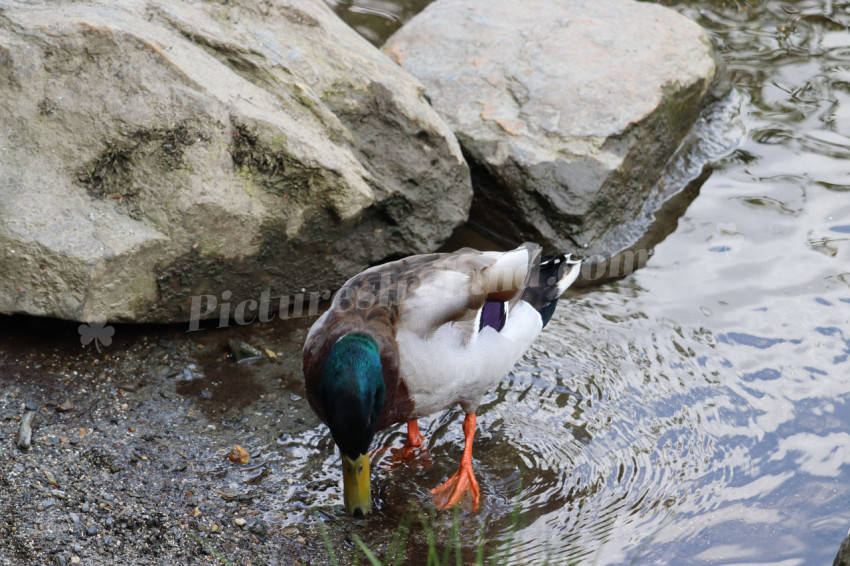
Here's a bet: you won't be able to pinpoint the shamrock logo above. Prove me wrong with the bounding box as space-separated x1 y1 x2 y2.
78 321 115 353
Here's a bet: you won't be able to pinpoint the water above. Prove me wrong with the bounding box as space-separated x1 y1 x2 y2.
287 0 850 563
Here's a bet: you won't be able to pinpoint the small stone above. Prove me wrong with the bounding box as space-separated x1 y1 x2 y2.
86 525 99 536
228 340 263 364
234 518 247 527
69 512 80 525
56 399 75 413
248 519 268 537
289 394 302 402
229 444 250 465
16 410 35 450
25 402 38 411
70 557 80 565
199 389 213 400
43 469 59 487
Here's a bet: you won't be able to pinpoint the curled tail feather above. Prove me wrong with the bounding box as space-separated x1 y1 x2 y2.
521 254 581 327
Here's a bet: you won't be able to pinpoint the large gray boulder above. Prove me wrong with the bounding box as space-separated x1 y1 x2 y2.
0 0 471 323
383 0 725 270
837 531 850 566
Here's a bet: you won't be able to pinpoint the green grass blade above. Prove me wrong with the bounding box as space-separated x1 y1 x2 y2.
418 508 441 566
188 533 235 566
311 508 339 566
353 534 384 566
475 520 487 565
454 508 462 566
390 509 413 566
440 506 460 566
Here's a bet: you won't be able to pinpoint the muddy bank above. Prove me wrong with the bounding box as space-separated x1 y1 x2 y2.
0 313 347 565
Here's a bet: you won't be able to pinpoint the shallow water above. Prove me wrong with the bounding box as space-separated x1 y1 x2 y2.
299 0 850 563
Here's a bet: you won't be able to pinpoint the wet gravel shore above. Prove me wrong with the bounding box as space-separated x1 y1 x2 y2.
0 314 333 565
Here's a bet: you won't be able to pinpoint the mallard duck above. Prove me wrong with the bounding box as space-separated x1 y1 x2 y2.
302 243 580 516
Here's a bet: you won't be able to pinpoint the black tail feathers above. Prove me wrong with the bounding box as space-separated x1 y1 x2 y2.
521 253 581 327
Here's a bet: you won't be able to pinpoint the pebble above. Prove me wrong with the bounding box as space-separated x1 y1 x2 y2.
228 340 264 364
234 518 247 527
199 389 213 400
16 409 36 450
86 525 99 536
248 519 267 537
229 445 250 465
69 513 80 525
43 469 59 487
25 401 38 411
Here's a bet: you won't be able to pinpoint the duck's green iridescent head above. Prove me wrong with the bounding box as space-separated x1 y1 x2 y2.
319 333 385 516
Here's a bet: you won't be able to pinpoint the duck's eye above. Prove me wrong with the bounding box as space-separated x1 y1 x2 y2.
358 465 363 474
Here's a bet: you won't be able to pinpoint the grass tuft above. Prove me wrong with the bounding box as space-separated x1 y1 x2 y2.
189 532 235 566
312 507 340 566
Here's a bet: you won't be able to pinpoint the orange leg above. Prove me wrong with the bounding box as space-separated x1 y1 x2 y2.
390 420 427 463
406 420 425 448
431 413 480 512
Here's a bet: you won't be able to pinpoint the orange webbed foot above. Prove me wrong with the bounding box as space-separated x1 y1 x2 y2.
390 420 428 463
430 413 480 512
431 458 480 511
373 421 431 471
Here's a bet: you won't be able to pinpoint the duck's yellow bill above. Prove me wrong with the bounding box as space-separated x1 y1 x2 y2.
342 453 371 516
